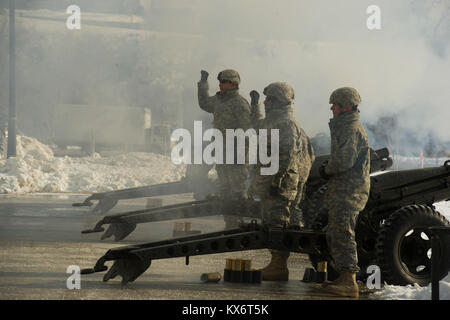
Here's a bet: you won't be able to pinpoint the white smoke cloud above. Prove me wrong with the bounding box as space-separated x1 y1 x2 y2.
0 0 448 154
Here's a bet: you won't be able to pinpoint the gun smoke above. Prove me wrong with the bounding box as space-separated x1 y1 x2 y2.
0 0 448 159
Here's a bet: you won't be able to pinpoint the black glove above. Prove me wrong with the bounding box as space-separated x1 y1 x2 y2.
269 185 280 197
200 70 209 82
249 90 260 106
319 163 332 180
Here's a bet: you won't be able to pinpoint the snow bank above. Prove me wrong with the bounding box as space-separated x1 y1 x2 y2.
374 274 450 300
0 136 186 194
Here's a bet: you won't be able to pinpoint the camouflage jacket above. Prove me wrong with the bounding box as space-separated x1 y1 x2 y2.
251 104 315 201
197 81 252 133
324 110 370 211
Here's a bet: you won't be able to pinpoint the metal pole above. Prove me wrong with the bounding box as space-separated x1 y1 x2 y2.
7 0 16 158
431 233 440 301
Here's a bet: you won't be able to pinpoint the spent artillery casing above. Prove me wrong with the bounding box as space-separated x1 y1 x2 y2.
231 259 243 282
242 260 252 283
174 222 185 232
201 272 222 283
224 259 254 283
242 260 251 271
316 261 328 283
224 259 233 282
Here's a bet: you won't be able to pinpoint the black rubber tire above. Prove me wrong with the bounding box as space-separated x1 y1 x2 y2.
375 205 450 286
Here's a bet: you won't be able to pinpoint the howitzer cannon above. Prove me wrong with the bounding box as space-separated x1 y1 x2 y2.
74 148 392 216
81 159 450 287
73 164 215 214
81 148 392 241
305 160 450 285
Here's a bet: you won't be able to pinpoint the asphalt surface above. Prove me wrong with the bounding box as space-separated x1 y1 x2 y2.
0 193 378 300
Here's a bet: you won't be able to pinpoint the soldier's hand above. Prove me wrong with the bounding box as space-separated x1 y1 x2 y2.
200 70 209 82
250 90 260 106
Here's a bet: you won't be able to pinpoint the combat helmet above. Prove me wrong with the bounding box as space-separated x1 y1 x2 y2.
329 87 361 109
217 69 240 86
263 82 295 106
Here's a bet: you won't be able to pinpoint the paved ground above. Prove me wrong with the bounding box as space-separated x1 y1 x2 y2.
0 193 377 300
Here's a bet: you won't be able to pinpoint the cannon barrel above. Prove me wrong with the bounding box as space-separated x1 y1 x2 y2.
74 148 392 215
368 160 450 212
308 147 392 180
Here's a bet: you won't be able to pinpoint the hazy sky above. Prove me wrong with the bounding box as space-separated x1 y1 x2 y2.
1 0 449 154
170 0 449 142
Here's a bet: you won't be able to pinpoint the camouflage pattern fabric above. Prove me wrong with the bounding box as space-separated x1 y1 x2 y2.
324 110 370 211
217 69 240 85
197 78 252 200
324 109 370 273
250 103 315 226
216 164 249 198
329 87 361 109
327 205 360 273
263 82 295 105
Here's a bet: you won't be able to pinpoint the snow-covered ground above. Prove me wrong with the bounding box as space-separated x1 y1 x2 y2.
0 136 186 194
0 136 448 300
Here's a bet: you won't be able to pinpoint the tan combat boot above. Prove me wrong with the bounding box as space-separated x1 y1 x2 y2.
322 272 359 298
260 252 289 281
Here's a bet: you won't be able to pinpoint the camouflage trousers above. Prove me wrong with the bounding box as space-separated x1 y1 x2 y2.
261 197 290 226
216 164 249 228
326 204 360 273
261 197 294 258
216 164 249 198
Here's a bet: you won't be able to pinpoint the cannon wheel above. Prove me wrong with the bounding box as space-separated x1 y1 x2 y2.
305 184 378 282
375 205 449 286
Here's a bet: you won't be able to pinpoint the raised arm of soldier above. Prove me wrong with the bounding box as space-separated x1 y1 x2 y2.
250 90 264 127
197 70 216 113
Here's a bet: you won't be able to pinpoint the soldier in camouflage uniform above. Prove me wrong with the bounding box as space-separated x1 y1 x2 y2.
250 82 315 281
197 69 252 228
319 87 370 298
